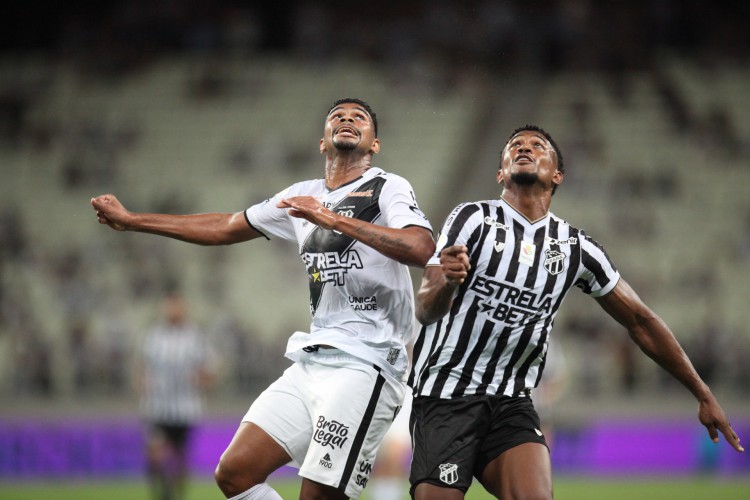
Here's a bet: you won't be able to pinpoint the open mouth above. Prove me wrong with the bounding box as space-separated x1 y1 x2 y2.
335 125 359 138
515 154 533 163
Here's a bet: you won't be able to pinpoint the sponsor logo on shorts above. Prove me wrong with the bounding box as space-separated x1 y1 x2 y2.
355 460 372 487
439 463 459 485
314 416 350 449
319 453 333 469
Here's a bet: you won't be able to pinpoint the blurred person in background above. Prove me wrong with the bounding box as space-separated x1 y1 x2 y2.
408 125 743 500
137 290 217 500
91 98 435 500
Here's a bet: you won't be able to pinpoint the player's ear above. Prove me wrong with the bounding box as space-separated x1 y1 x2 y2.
319 138 326 154
552 169 563 188
370 138 380 154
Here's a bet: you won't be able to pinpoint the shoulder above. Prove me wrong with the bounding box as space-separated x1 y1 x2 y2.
443 200 487 225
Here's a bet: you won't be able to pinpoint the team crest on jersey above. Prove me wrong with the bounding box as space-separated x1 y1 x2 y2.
543 249 565 275
439 463 459 485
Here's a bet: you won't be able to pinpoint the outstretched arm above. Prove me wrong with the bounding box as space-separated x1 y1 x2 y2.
596 278 743 452
415 245 471 325
277 195 434 267
91 194 260 245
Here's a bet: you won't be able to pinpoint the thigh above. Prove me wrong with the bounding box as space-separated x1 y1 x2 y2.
300 352 404 500
243 363 316 467
409 396 490 497
218 422 292 485
479 443 552 499
477 397 551 499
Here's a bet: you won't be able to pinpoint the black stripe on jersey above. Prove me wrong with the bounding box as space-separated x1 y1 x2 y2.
428 296 482 397
503 220 526 283
475 324 514 395
512 316 553 394
411 209 486 394
484 204 508 277
301 176 386 316
523 226 547 289
575 248 612 294
338 366 386 492
443 203 480 247
407 322 430 389
450 319 496 397
498 315 545 394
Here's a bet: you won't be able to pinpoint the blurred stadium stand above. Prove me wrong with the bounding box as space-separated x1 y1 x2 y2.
0 0 749 428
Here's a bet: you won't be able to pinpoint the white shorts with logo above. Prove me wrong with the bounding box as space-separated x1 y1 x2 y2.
243 348 405 499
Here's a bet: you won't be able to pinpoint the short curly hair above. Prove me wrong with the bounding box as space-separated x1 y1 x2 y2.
327 98 378 136
503 124 564 194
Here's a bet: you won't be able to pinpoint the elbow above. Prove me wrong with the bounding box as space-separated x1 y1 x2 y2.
412 238 436 268
415 307 434 326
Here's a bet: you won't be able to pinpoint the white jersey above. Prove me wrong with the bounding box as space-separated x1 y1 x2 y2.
245 167 432 380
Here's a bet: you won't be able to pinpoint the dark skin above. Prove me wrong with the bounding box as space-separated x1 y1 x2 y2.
414 130 742 500
92 102 435 500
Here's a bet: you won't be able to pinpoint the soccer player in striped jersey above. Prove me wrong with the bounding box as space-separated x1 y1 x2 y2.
91 98 435 500
408 126 743 499
138 291 217 500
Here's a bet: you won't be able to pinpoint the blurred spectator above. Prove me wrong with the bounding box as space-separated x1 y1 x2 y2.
137 291 217 500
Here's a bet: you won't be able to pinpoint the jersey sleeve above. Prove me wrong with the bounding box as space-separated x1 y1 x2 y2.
244 185 297 241
428 202 482 266
378 174 433 232
575 231 620 297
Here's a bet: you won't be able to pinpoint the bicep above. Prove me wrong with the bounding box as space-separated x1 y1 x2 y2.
224 211 263 243
594 278 653 330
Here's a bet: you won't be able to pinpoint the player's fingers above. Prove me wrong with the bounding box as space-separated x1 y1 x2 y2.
720 424 744 452
441 245 468 257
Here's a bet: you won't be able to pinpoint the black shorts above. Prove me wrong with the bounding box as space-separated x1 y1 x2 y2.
149 422 192 452
409 393 548 495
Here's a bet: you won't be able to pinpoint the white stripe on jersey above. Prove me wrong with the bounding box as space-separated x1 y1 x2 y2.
140 324 209 424
409 198 619 399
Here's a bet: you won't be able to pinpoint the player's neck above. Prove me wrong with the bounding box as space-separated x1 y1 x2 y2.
324 156 371 190
500 189 551 223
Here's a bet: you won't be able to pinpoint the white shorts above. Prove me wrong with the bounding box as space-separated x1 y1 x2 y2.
243 349 405 499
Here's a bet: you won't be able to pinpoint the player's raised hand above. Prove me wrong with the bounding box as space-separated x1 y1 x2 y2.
439 245 471 286
278 196 338 230
91 194 130 231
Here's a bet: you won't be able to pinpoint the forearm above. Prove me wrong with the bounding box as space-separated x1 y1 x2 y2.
415 269 457 325
126 212 253 245
629 317 711 401
333 216 434 267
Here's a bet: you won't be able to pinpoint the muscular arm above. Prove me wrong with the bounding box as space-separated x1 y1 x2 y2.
278 196 434 267
596 278 743 452
415 245 470 325
91 194 260 245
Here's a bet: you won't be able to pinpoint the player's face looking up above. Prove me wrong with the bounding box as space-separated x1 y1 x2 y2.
498 131 562 191
321 102 379 154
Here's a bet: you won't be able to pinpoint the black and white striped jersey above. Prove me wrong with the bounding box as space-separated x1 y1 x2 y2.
409 198 620 399
140 324 212 425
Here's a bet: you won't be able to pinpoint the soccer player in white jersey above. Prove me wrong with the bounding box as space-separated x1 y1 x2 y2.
408 126 743 499
91 98 435 500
